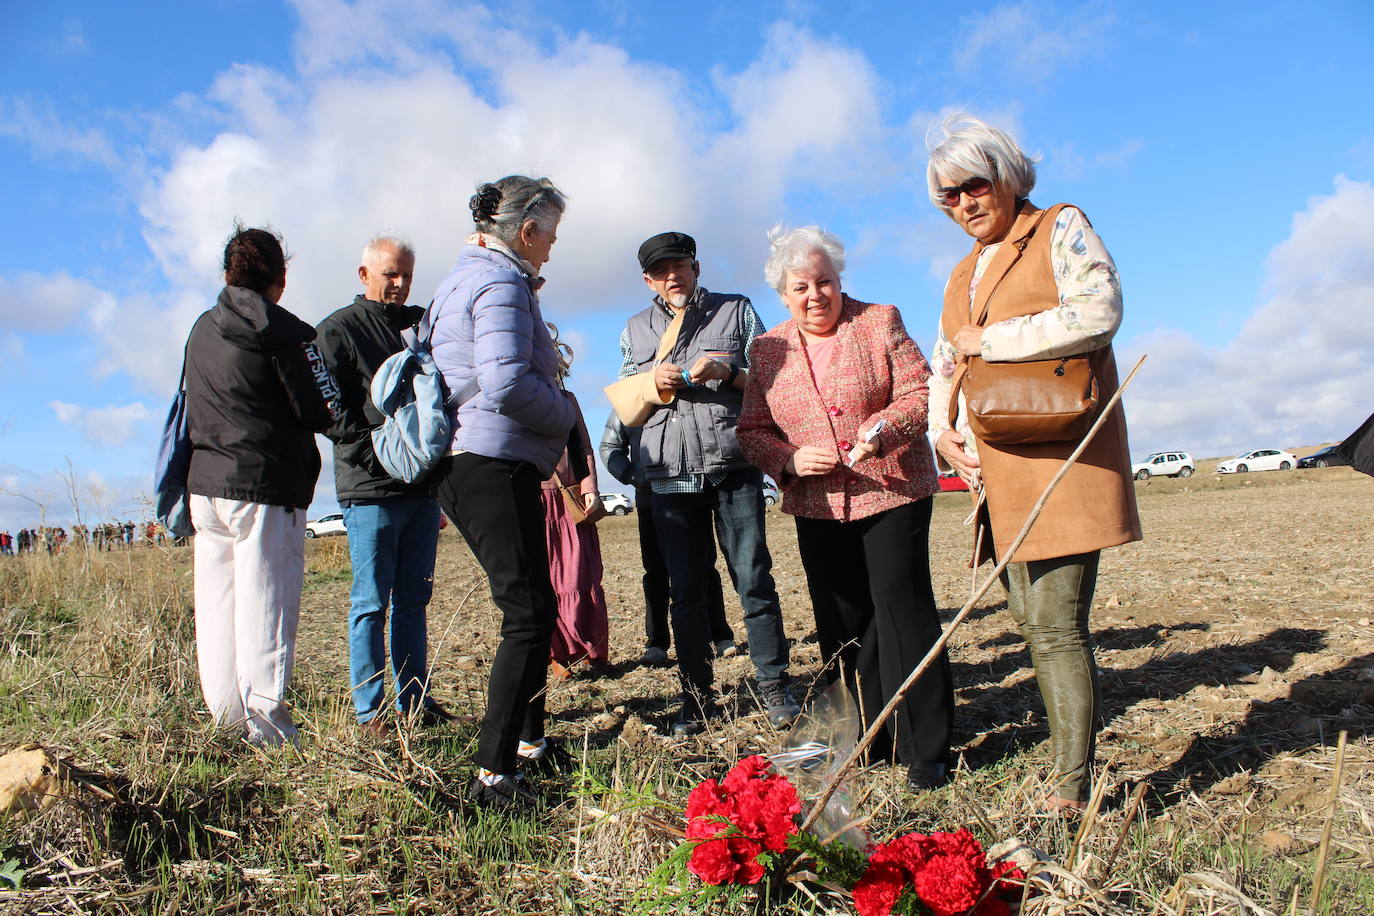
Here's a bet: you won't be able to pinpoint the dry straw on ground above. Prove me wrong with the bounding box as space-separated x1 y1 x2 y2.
0 466 1371 913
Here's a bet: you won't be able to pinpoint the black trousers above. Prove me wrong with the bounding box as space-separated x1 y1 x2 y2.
636 484 733 651
434 453 555 774
652 469 791 703
794 498 953 766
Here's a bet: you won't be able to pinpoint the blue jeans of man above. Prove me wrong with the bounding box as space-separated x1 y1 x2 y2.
343 497 441 722
650 467 790 703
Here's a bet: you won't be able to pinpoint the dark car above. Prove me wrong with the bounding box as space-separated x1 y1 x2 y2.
1298 445 1350 469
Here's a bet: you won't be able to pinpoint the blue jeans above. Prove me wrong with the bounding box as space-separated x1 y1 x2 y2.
343 497 441 721
651 467 790 699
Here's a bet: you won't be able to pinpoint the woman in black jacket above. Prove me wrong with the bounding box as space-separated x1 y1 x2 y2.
184 226 340 746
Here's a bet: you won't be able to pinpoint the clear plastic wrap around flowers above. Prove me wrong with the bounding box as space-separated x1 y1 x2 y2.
768 679 868 850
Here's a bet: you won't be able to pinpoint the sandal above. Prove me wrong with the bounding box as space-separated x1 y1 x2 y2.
1042 794 1088 816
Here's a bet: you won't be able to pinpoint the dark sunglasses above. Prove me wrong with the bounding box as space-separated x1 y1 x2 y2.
936 176 993 207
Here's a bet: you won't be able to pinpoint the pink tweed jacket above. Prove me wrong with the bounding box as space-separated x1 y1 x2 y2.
738 296 939 521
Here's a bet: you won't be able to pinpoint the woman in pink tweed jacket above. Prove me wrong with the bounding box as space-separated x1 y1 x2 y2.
738 226 954 791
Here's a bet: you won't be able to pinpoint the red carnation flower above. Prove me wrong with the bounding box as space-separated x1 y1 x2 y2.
852 861 906 916
912 829 993 916
913 850 985 916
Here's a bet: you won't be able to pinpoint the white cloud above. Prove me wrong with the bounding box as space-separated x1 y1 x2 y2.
0 97 120 169
115 9 890 390
49 401 151 447
1044 138 1144 182
0 270 117 332
954 1 1116 80
1121 176 1374 457
60 18 88 54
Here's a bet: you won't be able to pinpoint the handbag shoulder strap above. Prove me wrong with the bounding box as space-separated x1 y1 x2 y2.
970 203 1068 328
949 203 1068 430
653 307 687 364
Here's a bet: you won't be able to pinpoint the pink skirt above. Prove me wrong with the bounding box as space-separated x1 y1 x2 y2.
541 489 609 664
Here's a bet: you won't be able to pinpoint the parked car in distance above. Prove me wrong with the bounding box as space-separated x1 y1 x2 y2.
599 493 633 516
1215 449 1298 474
938 469 970 492
1297 445 1350 469
305 513 346 538
762 479 780 506
1132 451 1195 480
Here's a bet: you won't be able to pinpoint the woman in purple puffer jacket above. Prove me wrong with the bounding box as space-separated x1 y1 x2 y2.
428 175 577 810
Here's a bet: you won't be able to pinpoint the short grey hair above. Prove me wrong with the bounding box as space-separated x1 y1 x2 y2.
926 114 1038 208
764 224 846 293
360 233 415 265
469 175 566 246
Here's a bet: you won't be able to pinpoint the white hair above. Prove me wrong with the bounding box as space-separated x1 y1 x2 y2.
925 113 1038 207
764 224 846 293
360 233 415 265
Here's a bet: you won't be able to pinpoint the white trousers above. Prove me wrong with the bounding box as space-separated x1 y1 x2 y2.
190 495 305 745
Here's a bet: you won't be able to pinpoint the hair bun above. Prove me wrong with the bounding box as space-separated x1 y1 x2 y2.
469 184 503 221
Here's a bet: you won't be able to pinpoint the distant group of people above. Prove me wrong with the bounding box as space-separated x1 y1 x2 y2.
176 114 1141 816
0 521 170 555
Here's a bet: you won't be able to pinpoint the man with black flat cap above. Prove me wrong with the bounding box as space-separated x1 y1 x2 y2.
615 231 799 736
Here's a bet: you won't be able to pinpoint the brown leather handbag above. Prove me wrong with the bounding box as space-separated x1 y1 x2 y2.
949 205 1098 445
951 354 1097 445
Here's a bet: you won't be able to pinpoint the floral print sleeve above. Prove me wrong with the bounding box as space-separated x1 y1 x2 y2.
927 320 959 436
980 207 1122 363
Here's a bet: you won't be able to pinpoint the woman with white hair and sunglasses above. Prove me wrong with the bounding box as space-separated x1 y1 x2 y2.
925 115 1141 813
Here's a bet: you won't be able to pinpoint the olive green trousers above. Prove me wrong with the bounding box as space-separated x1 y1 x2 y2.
1001 551 1101 802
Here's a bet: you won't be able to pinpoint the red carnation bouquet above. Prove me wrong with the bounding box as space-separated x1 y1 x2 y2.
852 828 1026 916
684 755 802 885
676 756 1028 915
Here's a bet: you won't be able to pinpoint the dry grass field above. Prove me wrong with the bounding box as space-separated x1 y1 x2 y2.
1 466 1371 914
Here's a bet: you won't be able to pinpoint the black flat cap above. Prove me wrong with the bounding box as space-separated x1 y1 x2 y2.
638 231 697 271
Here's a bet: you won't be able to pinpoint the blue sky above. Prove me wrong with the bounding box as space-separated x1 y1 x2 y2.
2 0 1372 528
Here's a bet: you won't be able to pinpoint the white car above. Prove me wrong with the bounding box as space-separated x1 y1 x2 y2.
599 493 633 516
1215 449 1297 474
305 513 347 538
1132 451 1195 480
761 479 780 507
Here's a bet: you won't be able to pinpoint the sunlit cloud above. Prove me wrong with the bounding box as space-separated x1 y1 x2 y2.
1121 176 1374 456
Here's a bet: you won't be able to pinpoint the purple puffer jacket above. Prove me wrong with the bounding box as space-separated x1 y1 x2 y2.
428 244 575 477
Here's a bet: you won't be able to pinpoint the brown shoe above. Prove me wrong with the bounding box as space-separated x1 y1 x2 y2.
419 702 458 727
359 716 392 738
549 659 574 680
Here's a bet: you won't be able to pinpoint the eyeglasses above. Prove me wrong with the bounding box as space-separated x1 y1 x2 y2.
936 177 993 207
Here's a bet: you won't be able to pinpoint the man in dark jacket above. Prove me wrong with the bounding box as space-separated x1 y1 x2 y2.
316 235 449 732
616 231 798 736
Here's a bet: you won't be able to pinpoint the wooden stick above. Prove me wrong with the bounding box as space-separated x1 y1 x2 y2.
1104 781 1149 874
1066 766 1112 870
1308 730 1348 916
798 354 1148 833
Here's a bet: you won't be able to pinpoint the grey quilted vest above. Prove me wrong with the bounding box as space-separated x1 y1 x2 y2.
625 289 755 480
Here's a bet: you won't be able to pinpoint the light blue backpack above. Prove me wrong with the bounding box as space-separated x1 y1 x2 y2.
369 303 477 484
153 359 196 538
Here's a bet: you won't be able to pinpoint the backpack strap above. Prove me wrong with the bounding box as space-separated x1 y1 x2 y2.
408 296 481 411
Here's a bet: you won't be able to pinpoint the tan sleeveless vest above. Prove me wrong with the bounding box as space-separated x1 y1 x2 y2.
941 201 1141 564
